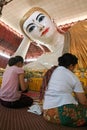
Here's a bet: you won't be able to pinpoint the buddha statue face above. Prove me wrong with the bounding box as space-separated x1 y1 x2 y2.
20 7 57 43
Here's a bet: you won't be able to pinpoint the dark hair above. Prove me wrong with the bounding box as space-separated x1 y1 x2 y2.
8 56 24 66
8 57 16 66
15 56 24 64
58 53 78 68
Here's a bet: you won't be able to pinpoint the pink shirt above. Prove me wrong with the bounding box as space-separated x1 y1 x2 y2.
0 66 24 101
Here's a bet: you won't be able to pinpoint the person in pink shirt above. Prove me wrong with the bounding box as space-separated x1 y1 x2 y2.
0 56 33 108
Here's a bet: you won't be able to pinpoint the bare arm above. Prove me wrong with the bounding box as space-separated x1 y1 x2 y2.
75 92 87 106
19 73 28 91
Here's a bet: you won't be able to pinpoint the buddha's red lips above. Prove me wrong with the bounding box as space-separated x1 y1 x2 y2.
41 28 49 36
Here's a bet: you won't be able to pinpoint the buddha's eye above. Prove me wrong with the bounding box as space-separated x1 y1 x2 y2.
27 26 35 33
38 15 45 22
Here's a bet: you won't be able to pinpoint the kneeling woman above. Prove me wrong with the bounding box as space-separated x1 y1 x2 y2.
0 56 33 108
43 53 87 127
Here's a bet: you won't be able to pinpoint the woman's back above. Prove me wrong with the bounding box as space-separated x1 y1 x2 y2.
43 66 83 109
0 66 24 101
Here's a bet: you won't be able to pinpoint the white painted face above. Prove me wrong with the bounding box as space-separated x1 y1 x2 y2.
23 11 57 42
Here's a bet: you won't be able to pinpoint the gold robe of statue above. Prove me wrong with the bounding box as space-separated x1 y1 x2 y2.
69 20 87 69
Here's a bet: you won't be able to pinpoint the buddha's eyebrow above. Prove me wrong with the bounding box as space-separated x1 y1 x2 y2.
36 13 43 20
26 23 33 29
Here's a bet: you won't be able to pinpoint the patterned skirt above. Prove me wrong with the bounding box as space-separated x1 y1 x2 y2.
43 104 87 127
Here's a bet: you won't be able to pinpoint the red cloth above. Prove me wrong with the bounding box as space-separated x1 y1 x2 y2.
39 66 57 100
